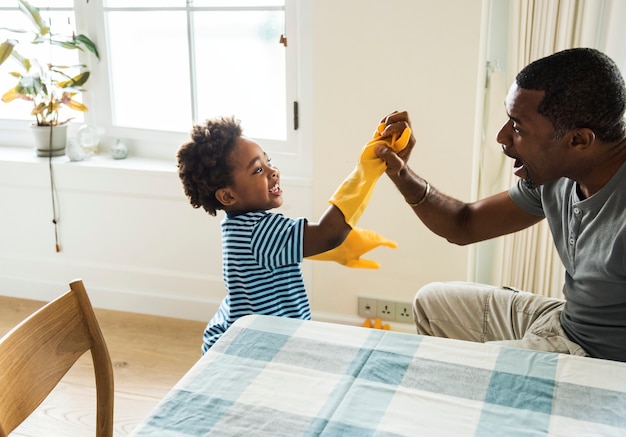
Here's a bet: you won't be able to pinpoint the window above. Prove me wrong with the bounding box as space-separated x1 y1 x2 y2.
0 0 302 174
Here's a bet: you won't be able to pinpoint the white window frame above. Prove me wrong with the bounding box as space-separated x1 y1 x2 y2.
0 0 308 178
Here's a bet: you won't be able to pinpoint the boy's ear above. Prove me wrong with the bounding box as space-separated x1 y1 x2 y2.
215 188 237 206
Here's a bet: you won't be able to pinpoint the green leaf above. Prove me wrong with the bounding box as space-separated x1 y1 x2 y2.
15 52 31 71
18 0 50 36
31 101 48 117
66 98 88 112
57 71 90 89
40 35 100 61
75 34 100 60
0 40 16 66
48 39 81 51
3 48 30 71
0 27 30 35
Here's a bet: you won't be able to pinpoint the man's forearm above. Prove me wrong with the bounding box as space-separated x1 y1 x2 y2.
387 165 474 245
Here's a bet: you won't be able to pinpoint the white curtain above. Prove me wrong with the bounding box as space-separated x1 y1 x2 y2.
475 62 509 285
484 0 611 298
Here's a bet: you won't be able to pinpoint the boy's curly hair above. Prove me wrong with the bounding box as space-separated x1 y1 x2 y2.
177 116 243 216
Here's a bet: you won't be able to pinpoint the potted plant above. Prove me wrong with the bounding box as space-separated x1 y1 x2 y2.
0 0 99 157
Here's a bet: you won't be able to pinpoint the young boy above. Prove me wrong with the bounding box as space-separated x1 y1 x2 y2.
177 115 409 352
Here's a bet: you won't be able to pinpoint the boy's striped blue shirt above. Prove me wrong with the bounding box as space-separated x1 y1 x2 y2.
202 210 310 353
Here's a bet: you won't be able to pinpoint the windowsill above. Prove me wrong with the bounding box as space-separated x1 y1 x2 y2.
0 145 177 174
0 118 312 180
0 146 312 193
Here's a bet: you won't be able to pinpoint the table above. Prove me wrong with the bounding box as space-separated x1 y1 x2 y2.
130 315 626 436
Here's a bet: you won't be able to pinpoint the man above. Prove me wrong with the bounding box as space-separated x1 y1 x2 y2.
375 48 626 362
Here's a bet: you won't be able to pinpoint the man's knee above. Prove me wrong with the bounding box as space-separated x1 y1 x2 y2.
414 281 446 302
412 281 501 341
413 282 449 334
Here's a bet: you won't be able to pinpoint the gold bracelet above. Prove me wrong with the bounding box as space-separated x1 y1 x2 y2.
407 181 431 207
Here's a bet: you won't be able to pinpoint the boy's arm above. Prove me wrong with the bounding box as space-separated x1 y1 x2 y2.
302 205 351 257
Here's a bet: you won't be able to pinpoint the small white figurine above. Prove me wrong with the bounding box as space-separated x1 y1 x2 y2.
66 138 87 162
110 139 128 159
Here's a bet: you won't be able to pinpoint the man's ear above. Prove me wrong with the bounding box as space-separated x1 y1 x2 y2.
570 128 595 150
215 188 237 206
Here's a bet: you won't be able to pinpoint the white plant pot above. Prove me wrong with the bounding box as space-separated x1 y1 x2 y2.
31 124 69 157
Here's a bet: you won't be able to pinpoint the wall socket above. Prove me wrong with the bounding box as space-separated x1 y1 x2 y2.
376 300 396 320
395 301 413 323
357 297 377 318
358 297 413 323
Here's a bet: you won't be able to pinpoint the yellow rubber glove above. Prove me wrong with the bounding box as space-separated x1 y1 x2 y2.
306 227 397 269
330 123 411 228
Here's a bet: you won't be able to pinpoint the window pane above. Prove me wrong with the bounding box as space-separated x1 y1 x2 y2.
105 5 286 140
193 10 285 140
106 11 192 131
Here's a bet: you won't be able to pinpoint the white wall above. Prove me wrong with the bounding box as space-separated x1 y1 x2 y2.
305 0 487 325
0 0 488 328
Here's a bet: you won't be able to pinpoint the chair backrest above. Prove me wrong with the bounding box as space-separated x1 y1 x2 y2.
0 279 114 437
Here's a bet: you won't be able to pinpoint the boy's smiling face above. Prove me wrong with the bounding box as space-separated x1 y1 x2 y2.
217 136 283 212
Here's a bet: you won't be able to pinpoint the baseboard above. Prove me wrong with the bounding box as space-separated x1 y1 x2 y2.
0 274 214 321
312 311 416 333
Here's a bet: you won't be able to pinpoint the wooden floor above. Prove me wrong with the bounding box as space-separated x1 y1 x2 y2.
0 295 207 436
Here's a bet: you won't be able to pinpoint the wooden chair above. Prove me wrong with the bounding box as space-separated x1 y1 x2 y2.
0 279 114 437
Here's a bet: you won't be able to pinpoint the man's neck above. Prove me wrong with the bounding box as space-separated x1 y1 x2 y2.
577 135 626 199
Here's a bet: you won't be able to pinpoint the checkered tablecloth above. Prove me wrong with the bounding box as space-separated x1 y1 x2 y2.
130 315 626 436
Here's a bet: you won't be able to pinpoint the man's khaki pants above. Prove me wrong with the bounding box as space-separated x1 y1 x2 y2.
413 281 588 356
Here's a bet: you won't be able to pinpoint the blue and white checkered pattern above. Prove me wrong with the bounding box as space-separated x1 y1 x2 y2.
131 315 626 436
